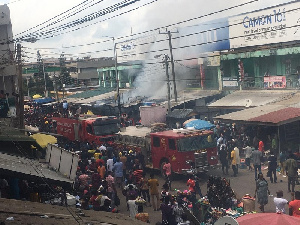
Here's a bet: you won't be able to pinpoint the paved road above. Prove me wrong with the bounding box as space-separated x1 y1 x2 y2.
116 163 299 224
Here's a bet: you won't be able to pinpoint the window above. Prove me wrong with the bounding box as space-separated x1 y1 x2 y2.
168 139 176 150
177 135 216 152
153 137 160 147
86 124 93 134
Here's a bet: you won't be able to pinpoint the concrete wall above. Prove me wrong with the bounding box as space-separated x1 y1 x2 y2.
140 105 167 126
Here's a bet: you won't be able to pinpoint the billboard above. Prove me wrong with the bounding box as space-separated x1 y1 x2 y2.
264 76 286 89
222 77 238 87
229 1 300 48
116 18 230 63
116 35 157 63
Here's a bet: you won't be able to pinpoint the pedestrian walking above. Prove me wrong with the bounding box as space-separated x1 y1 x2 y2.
148 173 160 211
234 147 240 174
279 151 286 176
139 172 150 206
258 139 265 153
273 190 288 214
219 144 229 175
231 148 237 177
254 173 270 213
285 153 298 192
119 152 127 179
267 151 277 183
162 161 172 190
244 144 253 171
107 157 114 173
113 158 123 188
252 148 262 180
289 191 300 217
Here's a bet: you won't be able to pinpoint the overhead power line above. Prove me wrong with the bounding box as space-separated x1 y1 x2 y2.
18 0 142 41
15 0 98 37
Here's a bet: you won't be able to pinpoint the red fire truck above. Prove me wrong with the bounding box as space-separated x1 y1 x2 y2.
115 126 218 174
52 115 120 145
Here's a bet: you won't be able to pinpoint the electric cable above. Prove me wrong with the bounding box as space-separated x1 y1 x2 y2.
15 0 99 38
18 0 143 41
21 1 299 60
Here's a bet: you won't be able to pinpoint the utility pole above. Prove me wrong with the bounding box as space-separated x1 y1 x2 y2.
113 37 121 117
53 72 59 102
42 61 47 97
164 55 171 112
16 43 24 129
159 30 178 102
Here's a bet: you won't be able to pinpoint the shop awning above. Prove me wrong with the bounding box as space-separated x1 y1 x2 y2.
214 105 300 126
30 133 57 148
208 90 296 109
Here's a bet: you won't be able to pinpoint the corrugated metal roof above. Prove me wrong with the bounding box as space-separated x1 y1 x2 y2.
70 91 116 104
161 90 220 108
0 153 72 184
214 92 300 126
214 105 286 122
208 90 297 108
167 109 194 119
248 107 300 125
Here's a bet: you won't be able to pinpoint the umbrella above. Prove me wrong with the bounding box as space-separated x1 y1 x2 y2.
184 119 215 130
236 213 300 225
32 94 42 99
31 133 57 148
183 118 197 126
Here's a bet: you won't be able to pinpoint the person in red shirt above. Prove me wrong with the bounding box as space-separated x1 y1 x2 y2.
163 162 172 190
258 140 264 153
289 191 300 217
89 190 101 211
186 175 196 193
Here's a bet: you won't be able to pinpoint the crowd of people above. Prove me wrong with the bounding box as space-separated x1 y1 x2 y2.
214 122 300 217
73 141 211 224
1 101 296 224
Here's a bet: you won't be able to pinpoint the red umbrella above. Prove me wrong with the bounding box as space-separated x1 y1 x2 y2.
237 213 300 225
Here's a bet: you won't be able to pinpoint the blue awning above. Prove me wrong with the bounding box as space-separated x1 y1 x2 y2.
184 119 215 130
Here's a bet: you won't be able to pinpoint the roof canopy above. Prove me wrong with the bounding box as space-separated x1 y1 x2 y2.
215 105 300 126
208 90 296 109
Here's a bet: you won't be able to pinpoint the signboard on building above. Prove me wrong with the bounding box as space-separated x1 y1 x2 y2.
222 77 238 87
229 1 300 48
264 76 286 89
117 18 230 63
116 36 156 63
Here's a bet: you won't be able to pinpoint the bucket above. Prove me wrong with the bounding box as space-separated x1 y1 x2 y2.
239 158 246 169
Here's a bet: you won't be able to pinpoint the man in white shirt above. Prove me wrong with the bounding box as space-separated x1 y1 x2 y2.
274 190 288 214
107 158 114 172
244 144 253 170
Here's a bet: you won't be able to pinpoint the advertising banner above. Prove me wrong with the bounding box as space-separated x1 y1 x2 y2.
117 18 230 63
229 1 300 48
222 77 238 87
264 76 286 89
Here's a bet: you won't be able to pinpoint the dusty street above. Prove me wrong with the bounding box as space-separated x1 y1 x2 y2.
0 164 297 225
110 163 297 224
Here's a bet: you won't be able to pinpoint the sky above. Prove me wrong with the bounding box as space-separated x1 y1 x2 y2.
0 0 294 62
